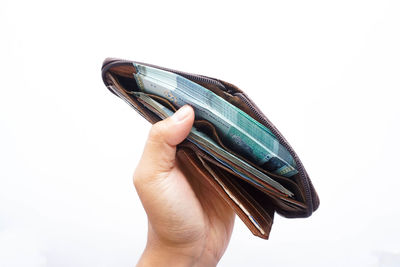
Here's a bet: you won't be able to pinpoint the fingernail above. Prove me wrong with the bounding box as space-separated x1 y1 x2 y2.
172 105 192 122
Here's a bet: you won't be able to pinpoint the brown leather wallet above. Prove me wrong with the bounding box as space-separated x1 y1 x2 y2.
101 58 319 239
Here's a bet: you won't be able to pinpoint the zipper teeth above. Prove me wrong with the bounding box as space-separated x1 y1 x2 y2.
149 64 226 90
235 93 312 211
103 59 227 91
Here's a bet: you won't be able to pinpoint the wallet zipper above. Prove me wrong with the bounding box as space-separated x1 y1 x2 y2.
102 58 228 91
235 93 313 213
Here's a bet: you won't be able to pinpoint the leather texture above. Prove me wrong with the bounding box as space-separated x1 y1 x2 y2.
101 58 319 239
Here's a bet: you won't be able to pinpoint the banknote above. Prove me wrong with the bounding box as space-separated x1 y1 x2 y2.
133 63 298 177
133 91 294 197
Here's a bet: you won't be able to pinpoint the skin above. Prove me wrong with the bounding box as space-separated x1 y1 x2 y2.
133 105 235 267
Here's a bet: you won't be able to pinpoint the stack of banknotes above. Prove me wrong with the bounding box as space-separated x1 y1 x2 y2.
131 63 298 197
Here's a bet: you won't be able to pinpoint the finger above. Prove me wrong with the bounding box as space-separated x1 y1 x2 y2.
134 105 195 182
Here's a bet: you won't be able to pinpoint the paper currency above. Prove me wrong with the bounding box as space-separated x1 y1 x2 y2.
133 63 298 177
133 91 294 196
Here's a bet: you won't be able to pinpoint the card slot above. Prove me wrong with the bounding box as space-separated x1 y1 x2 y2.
199 157 274 239
106 73 160 124
177 147 272 239
179 140 307 214
191 142 284 197
137 93 178 113
201 150 307 213
108 71 140 94
233 176 305 215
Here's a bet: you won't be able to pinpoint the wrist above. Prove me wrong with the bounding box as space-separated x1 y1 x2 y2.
137 223 208 267
137 241 199 267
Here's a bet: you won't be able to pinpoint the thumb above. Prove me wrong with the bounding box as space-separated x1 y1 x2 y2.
134 105 195 180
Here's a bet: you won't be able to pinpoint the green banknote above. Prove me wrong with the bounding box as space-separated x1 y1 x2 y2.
133 63 298 177
133 92 293 197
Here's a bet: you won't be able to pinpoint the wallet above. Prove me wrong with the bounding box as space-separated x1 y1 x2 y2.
101 58 319 239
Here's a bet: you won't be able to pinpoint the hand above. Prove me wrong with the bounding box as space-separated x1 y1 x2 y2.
134 105 235 267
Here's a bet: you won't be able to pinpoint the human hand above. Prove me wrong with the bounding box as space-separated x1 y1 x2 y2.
133 105 235 267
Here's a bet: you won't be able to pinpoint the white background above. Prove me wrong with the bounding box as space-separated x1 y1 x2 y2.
1 0 399 266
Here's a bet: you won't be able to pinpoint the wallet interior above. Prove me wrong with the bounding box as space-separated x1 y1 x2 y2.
102 64 317 239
